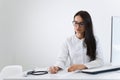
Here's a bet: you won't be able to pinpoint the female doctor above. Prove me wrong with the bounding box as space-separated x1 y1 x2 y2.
49 10 104 74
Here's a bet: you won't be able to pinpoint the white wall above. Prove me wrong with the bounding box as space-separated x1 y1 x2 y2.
1 0 120 70
0 0 15 70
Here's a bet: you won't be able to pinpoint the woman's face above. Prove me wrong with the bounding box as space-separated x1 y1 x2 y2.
73 16 86 34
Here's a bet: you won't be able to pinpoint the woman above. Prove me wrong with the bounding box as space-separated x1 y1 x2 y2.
49 10 104 74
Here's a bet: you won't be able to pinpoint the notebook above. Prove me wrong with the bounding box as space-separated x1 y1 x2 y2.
81 64 120 74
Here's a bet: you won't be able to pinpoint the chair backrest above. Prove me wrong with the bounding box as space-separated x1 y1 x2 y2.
0 65 23 78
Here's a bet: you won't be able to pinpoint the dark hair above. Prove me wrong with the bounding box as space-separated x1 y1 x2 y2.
74 10 96 61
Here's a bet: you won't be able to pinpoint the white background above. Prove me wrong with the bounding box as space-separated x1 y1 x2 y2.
0 0 120 70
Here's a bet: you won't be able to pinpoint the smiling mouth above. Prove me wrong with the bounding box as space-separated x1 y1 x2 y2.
76 30 82 31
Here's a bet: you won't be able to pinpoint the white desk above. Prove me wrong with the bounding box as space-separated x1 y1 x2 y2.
4 69 120 80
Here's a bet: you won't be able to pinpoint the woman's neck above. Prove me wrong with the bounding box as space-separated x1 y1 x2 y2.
76 33 84 39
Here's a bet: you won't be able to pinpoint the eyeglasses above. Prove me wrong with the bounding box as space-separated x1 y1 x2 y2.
72 21 85 27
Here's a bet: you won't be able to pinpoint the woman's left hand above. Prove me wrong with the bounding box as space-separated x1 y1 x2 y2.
68 64 87 72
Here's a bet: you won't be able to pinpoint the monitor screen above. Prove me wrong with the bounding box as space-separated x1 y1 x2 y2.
111 16 120 65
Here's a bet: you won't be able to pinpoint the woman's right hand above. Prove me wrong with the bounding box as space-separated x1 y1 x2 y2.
49 66 60 74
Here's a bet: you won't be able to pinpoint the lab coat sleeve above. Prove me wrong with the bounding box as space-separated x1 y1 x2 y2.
54 40 69 69
84 38 104 69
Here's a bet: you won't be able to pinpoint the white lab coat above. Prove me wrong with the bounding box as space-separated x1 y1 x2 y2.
55 35 104 69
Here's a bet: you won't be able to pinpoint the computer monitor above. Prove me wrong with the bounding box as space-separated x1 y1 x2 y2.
111 16 120 65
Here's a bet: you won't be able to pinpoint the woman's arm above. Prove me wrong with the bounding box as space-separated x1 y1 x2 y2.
54 40 69 69
49 40 69 74
68 64 88 72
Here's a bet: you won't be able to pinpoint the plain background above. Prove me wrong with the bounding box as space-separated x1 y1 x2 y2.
0 0 120 70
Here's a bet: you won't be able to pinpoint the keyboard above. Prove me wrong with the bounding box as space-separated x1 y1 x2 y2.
81 65 120 74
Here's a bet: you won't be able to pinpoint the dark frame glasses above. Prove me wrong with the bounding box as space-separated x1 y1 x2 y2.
72 21 86 27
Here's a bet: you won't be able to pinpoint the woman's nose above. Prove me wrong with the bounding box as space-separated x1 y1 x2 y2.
75 25 80 29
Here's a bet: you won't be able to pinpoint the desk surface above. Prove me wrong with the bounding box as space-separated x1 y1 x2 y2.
4 69 120 80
